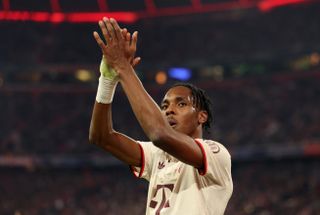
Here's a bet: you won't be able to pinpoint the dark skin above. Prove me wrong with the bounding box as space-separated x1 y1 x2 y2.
89 18 208 169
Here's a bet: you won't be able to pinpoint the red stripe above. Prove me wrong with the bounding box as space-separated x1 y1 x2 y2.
2 0 10 11
130 143 145 178
192 0 202 9
50 0 61 12
97 0 108 11
144 0 156 14
194 139 208 176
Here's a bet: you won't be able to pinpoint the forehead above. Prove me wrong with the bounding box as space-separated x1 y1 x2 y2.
162 86 192 102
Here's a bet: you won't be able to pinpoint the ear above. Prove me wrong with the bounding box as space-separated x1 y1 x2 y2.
198 110 208 125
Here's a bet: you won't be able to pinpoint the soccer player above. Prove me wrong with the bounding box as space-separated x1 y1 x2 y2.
89 17 233 215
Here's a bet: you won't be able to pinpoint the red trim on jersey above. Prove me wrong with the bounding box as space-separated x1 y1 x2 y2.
194 139 208 176
129 143 145 178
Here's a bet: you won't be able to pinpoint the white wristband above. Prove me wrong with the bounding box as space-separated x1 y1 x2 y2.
96 76 118 104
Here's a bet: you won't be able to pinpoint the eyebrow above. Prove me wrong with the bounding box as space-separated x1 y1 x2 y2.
161 96 187 105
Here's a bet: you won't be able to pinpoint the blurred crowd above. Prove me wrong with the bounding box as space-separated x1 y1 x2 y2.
211 75 320 149
1 159 319 215
1 73 319 155
226 159 320 215
0 167 147 215
0 4 319 68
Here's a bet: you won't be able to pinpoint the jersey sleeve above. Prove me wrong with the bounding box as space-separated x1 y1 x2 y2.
129 141 156 181
195 139 233 187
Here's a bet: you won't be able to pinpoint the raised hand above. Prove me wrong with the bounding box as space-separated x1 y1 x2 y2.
93 17 140 72
121 28 141 67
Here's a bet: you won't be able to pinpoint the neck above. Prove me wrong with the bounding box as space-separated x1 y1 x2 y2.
190 127 203 139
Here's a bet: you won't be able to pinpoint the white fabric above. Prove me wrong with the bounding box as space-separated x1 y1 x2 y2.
131 139 233 215
95 76 118 104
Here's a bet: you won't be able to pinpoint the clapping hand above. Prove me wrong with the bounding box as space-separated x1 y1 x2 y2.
93 17 140 77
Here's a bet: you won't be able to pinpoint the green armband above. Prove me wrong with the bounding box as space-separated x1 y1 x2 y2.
100 56 118 80
96 56 119 104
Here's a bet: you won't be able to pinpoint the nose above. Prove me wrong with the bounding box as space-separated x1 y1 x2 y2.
165 104 175 116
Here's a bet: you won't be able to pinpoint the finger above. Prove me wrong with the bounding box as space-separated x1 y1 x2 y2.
99 19 111 45
93 31 107 55
126 32 131 41
103 17 115 42
126 32 131 47
131 31 138 48
132 57 141 67
110 18 122 41
121 28 128 39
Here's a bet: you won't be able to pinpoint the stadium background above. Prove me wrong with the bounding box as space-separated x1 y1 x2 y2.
1 0 320 214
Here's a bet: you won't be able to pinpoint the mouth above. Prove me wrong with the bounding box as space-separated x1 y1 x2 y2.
167 118 177 127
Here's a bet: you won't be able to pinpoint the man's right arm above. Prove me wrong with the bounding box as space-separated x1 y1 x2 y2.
89 102 142 167
89 20 142 167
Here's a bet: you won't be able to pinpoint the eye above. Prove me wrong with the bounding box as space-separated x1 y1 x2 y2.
178 102 187 107
161 104 168 110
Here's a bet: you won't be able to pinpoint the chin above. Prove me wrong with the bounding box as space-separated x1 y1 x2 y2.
172 126 180 131
174 128 186 134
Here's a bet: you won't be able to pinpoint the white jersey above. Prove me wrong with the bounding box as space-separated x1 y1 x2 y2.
130 139 233 215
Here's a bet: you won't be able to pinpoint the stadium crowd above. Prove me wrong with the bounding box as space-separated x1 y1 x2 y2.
0 4 319 68
1 73 319 155
0 159 319 215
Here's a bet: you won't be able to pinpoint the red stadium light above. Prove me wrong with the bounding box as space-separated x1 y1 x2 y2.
51 13 64 23
0 11 138 23
258 0 310 12
0 0 318 23
32 12 51 22
67 12 138 23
